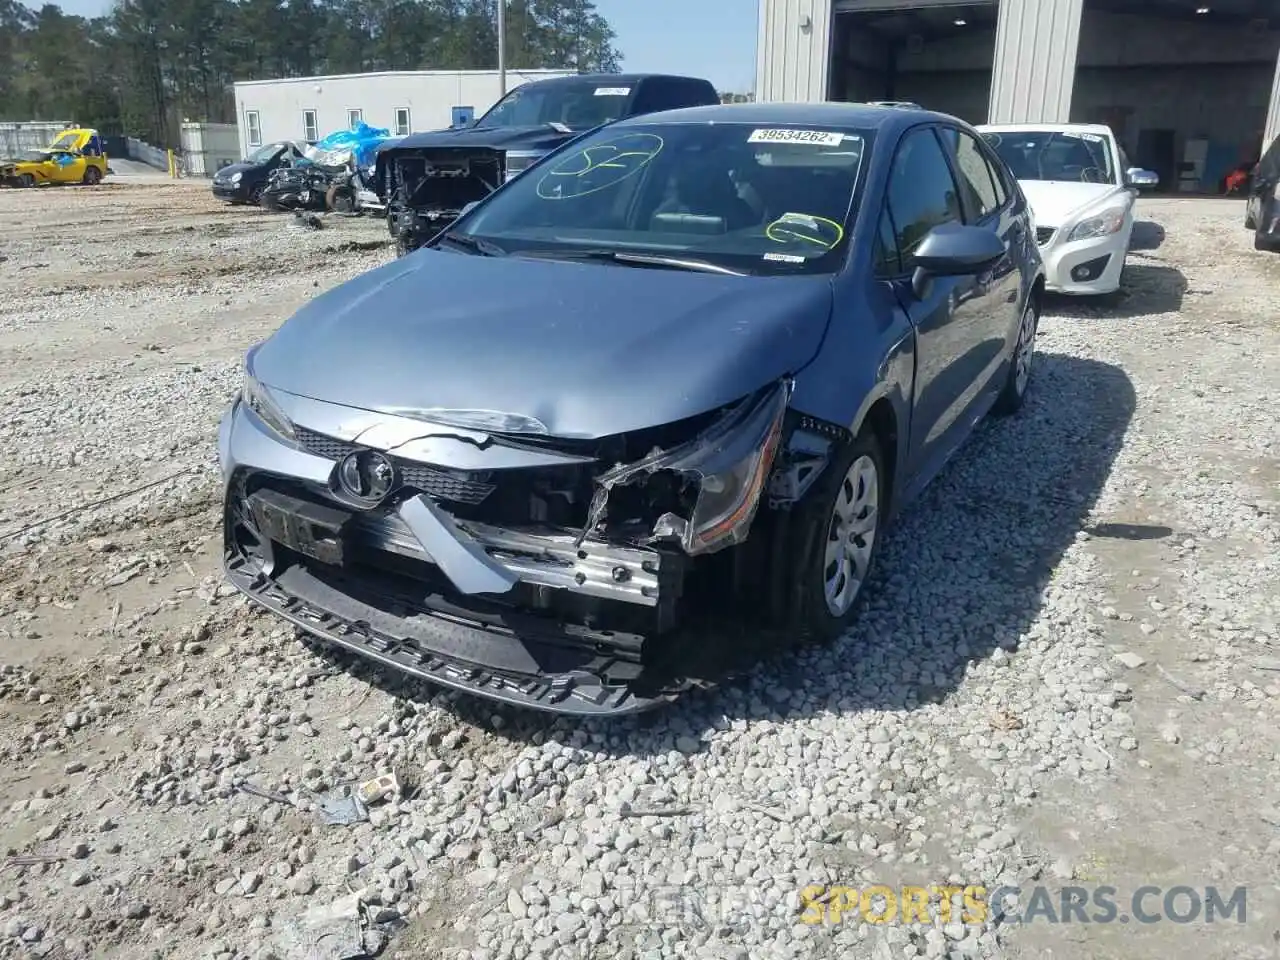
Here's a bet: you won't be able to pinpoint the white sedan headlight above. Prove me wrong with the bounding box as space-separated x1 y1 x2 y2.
1067 205 1127 242
231 171 243 184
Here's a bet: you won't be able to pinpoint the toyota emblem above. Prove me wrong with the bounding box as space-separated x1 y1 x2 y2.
337 449 397 504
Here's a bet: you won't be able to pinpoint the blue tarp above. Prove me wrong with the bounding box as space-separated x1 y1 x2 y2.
303 121 392 170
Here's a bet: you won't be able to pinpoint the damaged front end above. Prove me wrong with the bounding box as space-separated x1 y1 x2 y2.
382 147 504 254
220 376 837 714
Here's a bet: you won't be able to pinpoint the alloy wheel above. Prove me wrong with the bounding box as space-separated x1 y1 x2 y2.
823 454 879 617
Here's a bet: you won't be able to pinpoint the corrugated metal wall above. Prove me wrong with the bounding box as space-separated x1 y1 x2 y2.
988 0 1084 123
756 0 834 102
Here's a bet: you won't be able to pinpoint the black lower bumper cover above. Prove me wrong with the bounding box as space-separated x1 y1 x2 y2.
223 548 681 717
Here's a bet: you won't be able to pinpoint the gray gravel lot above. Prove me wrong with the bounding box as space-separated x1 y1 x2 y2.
0 182 1276 960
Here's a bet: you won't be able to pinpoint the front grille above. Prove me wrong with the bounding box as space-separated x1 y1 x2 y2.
1035 227 1056 246
295 427 495 505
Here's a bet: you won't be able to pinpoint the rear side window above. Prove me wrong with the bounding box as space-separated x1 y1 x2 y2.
885 127 964 269
939 126 1005 220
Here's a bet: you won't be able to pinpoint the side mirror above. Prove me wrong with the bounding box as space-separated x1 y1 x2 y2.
1126 167 1159 189
909 223 1004 299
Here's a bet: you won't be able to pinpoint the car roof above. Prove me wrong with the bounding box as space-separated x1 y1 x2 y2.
978 122 1113 136
522 73 713 87
617 100 956 132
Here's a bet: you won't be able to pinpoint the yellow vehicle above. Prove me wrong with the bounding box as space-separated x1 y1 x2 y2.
0 128 109 187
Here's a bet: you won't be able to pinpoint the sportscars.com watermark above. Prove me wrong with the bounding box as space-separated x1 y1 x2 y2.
633 883 1247 934
796 884 1247 927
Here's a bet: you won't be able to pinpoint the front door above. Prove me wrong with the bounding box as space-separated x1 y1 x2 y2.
881 125 1007 481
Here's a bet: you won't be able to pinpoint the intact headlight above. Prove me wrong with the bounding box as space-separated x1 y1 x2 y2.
231 171 243 184
591 382 792 557
1067 205 1127 242
241 367 295 442
503 150 545 183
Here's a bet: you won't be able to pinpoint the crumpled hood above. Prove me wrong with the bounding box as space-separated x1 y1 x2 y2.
1018 180 1126 228
252 250 834 439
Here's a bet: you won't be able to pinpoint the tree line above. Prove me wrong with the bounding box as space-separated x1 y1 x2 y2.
0 0 621 146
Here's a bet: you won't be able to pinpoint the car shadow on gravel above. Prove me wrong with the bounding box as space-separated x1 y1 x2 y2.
1129 220 1165 251
1043 259 1187 319
302 353 1136 754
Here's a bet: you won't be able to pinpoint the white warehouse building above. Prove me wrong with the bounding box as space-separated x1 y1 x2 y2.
232 68 575 157
757 0 1280 191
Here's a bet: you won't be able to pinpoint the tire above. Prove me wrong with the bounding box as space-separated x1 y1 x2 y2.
326 183 355 213
781 430 887 644
249 183 264 206
992 294 1039 417
81 166 101 185
1254 226 1280 252
18 174 34 188
1244 203 1257 231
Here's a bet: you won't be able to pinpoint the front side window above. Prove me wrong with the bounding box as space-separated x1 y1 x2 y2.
455 121 870 277
981 129 1117 185
245 110 262 147
475 80 638 131
886 126 963 269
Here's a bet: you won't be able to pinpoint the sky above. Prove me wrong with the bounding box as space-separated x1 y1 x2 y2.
28 0 761 94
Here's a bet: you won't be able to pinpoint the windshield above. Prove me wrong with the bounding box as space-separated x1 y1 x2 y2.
981 130 1116 185
21 150 52 162
49 131 80 150
247 142 284 163
475 80 637 131
452 121 868 277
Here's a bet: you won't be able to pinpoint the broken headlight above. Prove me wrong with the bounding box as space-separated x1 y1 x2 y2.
503 150 545 183
241 356 296 443
592 381 792 556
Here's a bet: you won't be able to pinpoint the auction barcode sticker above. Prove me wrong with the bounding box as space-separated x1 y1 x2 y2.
748 128 844 146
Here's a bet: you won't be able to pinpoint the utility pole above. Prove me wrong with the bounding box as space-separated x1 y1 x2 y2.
497 0 506 95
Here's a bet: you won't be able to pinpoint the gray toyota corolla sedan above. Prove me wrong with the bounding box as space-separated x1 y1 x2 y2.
218 102 1045 715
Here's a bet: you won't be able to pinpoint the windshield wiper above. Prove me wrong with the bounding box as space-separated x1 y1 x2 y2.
434 232 506 257
525 249 746 276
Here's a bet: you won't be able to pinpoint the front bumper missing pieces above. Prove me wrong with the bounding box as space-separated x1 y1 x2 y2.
218 378 805 714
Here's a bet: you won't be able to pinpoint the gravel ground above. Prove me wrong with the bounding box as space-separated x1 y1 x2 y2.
0 182 1276 960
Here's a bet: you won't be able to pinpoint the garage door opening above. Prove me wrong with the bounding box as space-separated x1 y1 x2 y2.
829 1 996 124
1072 0 1280 193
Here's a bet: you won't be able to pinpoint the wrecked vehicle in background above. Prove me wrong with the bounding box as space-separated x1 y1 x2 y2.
218 102 1045 715
1 127 108 187
372 73 720 255
258 123 390 214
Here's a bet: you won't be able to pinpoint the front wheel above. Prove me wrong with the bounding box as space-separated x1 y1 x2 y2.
18 174 35 188
992 296 1039 416
81 166 101 185
782 432 886 644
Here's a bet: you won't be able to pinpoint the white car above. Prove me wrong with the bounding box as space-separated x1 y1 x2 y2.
977 122 1158 296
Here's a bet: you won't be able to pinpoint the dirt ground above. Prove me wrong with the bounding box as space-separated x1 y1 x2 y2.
0 180 1276 960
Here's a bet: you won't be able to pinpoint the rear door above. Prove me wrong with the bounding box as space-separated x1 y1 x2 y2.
937 123 1023 398
879 124 1006 479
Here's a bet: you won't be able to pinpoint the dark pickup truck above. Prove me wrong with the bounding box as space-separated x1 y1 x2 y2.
372 73 722 255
